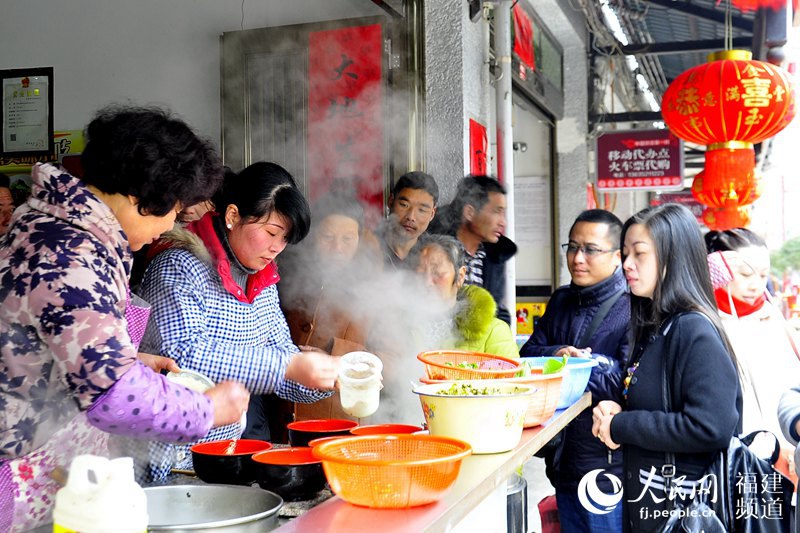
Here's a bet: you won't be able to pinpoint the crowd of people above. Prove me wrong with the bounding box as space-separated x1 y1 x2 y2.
0 104 522 531
2 103 800 532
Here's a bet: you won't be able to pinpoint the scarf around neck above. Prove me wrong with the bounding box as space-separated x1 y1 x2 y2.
714 286 767 318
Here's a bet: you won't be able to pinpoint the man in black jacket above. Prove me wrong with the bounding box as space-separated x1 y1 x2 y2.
521 209 631 532
429 176 516 324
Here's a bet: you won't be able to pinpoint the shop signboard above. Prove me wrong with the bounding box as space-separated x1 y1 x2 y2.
0 129 83 175
650 190 704 224
596 129 684 191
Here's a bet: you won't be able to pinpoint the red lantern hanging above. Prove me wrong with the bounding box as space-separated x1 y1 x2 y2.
729 0 795 11
662 49 795 227
690 146 762 208
662 50 795 147
701 206 752 230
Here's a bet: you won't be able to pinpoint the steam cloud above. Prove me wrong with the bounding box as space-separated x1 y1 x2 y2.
279 206 459 427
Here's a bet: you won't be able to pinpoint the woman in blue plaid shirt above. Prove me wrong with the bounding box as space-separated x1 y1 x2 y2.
134 162 339 482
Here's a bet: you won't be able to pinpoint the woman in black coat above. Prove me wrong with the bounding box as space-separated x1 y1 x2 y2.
592 204 741 532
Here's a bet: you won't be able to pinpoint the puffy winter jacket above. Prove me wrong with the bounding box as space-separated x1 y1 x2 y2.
521 268 631 491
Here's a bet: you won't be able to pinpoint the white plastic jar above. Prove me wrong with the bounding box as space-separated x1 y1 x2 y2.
338 351 383 418
53 455 147 533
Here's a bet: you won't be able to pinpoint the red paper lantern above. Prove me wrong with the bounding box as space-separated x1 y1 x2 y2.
662 50 795 147
690 146 762 208
701 206 752 230
663 50 795 224
730 0 793 11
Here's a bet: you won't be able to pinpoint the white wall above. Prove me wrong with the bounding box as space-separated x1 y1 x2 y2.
0 0 384 144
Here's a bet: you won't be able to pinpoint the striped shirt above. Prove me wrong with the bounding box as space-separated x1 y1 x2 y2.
464 244 486 287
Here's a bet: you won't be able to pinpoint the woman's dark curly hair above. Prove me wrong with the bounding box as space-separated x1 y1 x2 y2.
80 105 223 216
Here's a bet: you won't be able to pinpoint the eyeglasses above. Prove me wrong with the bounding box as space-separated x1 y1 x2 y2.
561 243 616 258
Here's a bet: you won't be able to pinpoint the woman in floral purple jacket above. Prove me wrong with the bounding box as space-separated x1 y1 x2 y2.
0 106 250 532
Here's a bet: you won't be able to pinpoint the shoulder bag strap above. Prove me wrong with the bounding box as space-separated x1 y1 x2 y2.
578 288 626 347
660 339 678 513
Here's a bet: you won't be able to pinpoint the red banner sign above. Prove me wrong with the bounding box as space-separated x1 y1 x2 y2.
513 4 535 71
596 129 684 191
469 119 488 176
307 24 383 209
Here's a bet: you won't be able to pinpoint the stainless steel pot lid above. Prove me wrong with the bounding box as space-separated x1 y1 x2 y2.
145 484 282 530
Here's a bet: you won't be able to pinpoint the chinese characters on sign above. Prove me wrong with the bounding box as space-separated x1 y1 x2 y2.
307 24 383 211
596 129 684 191
632 467 788 523
734 472 787 521
650 191 704 224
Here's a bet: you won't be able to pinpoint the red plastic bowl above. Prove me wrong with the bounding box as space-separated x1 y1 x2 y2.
350 424 423 436
308 436 348 448
190 439 272 485
287 419 359 447
252 447 326 501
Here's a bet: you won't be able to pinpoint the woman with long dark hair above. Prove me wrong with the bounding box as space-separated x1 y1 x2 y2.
592 204 741 532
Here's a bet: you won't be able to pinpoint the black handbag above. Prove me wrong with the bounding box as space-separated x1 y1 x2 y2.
658 432 795 533
724 431 793 533
658 314 794 533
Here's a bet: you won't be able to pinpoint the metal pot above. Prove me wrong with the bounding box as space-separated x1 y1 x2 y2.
145 484 283 532
505 473 528 533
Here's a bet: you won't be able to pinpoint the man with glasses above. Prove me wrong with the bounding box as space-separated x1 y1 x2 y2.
521 209 630 532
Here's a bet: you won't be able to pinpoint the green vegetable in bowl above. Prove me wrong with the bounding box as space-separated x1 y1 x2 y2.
542 355 568 375
435 383 525 396
443 361 480 369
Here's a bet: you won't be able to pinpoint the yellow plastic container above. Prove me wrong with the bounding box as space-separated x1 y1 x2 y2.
414 380 534 454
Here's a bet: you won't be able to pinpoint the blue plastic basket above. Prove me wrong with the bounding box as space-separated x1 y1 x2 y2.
522 357 598 409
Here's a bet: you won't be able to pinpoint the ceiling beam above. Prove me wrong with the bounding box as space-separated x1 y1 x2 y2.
370 0 405 18
595 36 752 56
590 111 663 124
645 0 754 32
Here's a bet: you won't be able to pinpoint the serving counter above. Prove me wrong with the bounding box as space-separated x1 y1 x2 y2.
275 392 591 533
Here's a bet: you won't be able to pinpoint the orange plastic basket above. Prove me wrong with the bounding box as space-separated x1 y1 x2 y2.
417 350 522 381
312 434 472 508
502 373 564 427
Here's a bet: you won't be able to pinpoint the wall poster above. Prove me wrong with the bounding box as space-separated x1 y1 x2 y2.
1 67 54 159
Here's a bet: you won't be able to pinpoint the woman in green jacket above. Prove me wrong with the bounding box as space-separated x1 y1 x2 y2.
413 234 518 359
